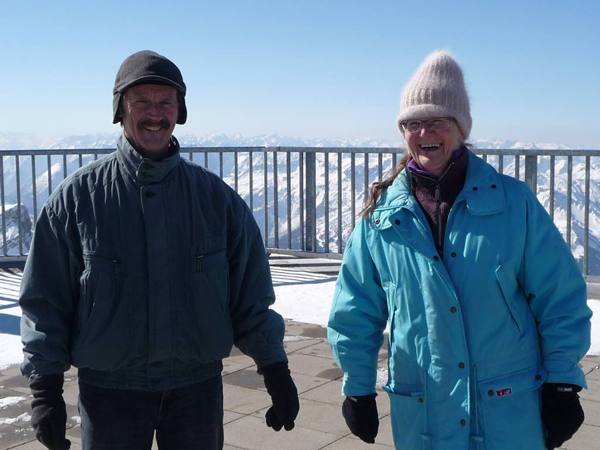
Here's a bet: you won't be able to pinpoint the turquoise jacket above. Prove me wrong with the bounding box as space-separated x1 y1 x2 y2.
20 134 286 390
328 151 591 450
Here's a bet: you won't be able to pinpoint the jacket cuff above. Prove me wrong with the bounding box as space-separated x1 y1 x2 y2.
544 360 587 389
341 373 377 396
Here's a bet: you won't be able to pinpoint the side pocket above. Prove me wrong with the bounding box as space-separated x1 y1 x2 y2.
384 385 429 450
478 366 546 450
72 254 129 369
495 265 524 334
182 247 233 361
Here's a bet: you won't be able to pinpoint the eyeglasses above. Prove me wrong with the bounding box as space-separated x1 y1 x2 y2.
400 117 453 133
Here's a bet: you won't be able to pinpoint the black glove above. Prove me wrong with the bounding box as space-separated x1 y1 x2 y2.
29 374 71 450
342 393 379 443
541 383 584 449
260 362 300 431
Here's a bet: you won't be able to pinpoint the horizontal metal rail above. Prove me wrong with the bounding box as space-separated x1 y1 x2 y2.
1 146 599 276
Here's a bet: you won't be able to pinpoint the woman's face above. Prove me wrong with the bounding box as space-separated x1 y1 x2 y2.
402 117 464 177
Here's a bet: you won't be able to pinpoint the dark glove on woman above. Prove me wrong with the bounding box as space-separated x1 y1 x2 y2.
541 383 584 449
260 362 300 431
342 393 379 443
29 373 71 450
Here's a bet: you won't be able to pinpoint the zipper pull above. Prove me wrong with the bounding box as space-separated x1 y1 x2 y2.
112 258 119 274
196 255 204 272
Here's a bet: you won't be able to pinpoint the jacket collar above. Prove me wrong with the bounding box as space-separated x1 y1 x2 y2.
371 150 506 231
408 146 468 203
116 133 181 185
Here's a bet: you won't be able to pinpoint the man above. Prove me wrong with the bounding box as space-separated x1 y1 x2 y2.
20 50 299 450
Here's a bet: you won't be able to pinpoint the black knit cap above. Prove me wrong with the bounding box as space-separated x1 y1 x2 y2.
112 50 187 124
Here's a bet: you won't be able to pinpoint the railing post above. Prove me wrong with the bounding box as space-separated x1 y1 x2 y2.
524 153 537 193
305 151 317 252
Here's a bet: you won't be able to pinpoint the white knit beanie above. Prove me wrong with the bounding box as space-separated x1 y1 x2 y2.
397 50 472 138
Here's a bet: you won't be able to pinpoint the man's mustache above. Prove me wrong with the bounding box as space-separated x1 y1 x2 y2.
139 119 171 129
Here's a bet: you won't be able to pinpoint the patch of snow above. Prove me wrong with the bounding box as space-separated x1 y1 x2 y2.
0 412 30 425
0 396 26 409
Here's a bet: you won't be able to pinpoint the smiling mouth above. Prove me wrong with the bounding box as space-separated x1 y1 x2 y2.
140 118 170 132
419 143 441 150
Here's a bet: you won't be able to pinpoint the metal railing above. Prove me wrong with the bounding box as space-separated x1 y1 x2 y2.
1 147 599 275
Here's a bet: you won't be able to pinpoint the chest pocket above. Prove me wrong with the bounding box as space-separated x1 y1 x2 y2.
192 248 230 311
495 264 528 334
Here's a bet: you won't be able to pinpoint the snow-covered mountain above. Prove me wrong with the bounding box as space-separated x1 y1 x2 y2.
1 133 599 274
0 204 32 255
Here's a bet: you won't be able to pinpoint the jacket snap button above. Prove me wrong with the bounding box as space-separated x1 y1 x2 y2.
450 306 457 313
460 419 466 426
418 397 424 403
487 389 494 396
374 219 380 225
491 184 497 189
535 374 542 381
458 362 465 369
451 251 457 257
394 219 400 225
472 186 478 191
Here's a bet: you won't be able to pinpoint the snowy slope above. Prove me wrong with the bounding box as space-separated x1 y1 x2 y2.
1 133 599 274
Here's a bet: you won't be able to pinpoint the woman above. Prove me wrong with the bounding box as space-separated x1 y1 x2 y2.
327 50 591 450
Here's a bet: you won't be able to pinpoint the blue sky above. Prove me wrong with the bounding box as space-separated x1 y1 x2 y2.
1 0 599 147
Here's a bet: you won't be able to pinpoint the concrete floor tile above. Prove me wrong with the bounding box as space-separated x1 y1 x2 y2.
223 367 330 395
372 415 395 447
0 365 22 381
295 340 334 358
223 410 245 425
62 380 80 407
283 320 308 336
283 336 322 353
580 378 600 402
287 353 342 379
65 425 82 443
0 376 30 395
559 423 600 450
223 353 255 368
581 398 600 427
8 440 82 450
580 356 599 375
585 365 600 381
0 421 35 448
223 384 272 415
224 415 338 449
375 391 391 417
297 324 328 339
253 397 351 436
301 380 345 406
223 368 265 390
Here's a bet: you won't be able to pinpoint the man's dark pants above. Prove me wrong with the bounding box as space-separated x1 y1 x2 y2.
78 375 224 450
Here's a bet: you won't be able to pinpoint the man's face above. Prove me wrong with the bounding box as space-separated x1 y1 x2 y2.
121 84 179 158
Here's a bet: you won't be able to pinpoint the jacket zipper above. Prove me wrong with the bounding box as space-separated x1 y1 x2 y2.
434 184 443 255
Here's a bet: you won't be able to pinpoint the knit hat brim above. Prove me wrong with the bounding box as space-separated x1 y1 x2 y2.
397 104 471 139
